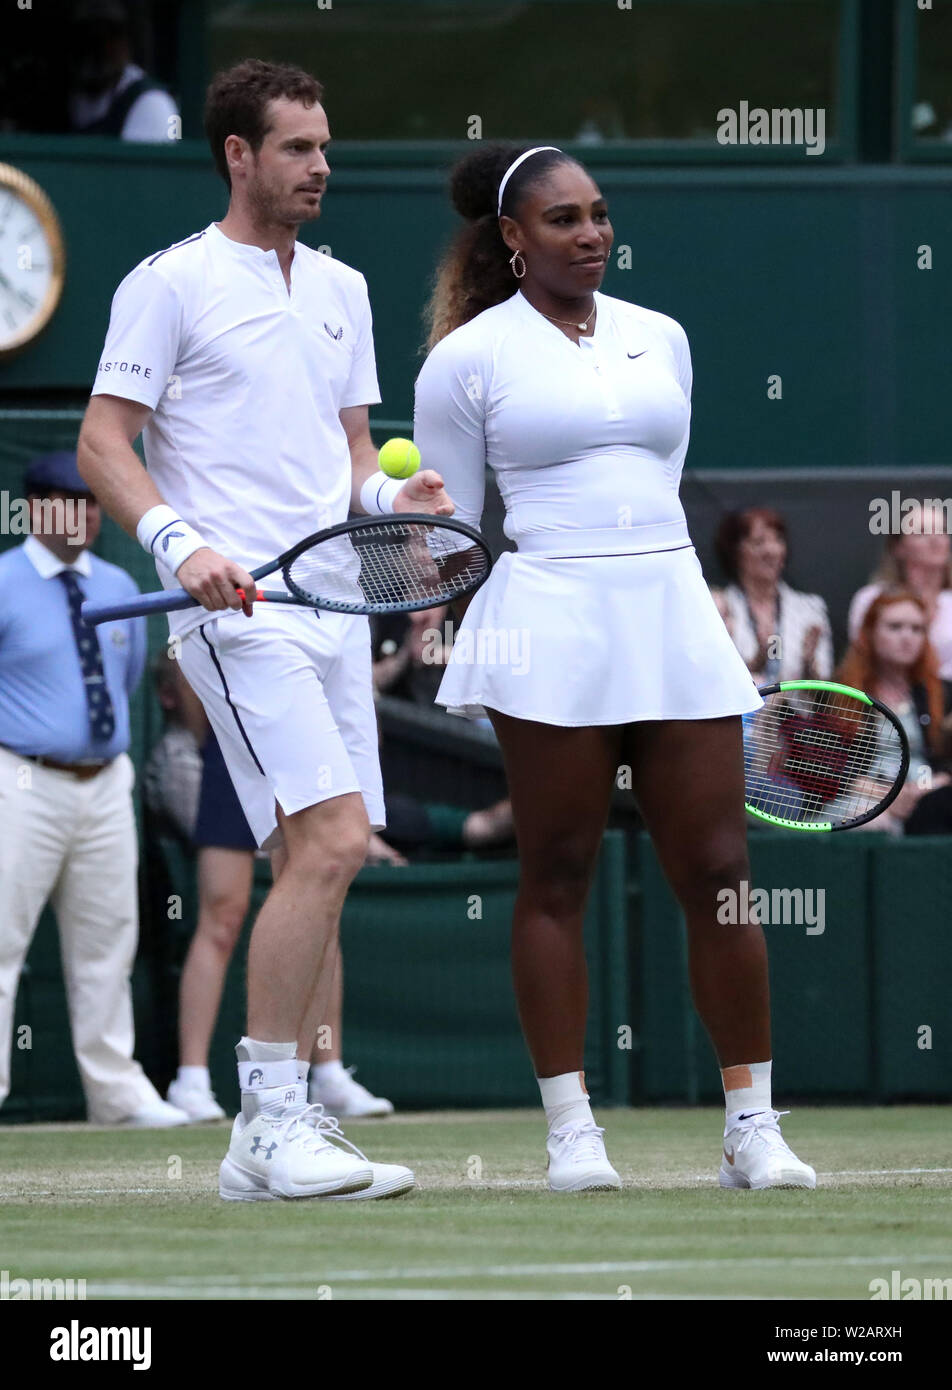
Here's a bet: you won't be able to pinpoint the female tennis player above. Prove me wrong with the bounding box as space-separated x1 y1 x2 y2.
414 144 816 1192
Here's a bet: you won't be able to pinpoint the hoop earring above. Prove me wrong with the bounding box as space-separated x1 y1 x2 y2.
509 250 526 280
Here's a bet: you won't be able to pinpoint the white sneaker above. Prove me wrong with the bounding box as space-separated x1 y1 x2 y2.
218 1104 374 1202
167 1077 226 1123
107 1099 191 1128
305 1109 414 1201
308 1065 394 1118
546 1121 621 1192
719 1109 817 1190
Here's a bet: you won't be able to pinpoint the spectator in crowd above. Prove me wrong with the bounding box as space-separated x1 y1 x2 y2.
0 451 187 1125
372 607 514 850
848 504 952 679
711 507 833 685
837 589 952 835
146 710 397 1122
142 649 206 843
372 605 452 704
67 0 178 142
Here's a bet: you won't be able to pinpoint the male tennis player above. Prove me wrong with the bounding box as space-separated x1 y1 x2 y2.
78 59 452 1201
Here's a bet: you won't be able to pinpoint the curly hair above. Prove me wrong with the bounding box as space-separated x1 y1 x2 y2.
204 59 324 189
423 143 577 350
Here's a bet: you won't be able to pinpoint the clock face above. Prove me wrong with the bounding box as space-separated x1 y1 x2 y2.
0 165 65 358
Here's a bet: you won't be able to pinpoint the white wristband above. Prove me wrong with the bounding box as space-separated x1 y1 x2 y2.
136 504 209 575
360 471 405 516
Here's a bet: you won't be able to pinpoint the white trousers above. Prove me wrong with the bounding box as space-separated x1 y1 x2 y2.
0 746 161 1121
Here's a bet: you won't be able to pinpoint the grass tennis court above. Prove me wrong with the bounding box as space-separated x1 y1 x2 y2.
2 1106 950 1301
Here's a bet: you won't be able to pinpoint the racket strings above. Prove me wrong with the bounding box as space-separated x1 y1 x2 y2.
744 694 904 827
284 520 490 612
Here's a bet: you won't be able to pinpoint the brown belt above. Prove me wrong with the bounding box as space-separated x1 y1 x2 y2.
17 753 113 781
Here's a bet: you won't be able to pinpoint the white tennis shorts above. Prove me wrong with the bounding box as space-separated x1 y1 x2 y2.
178 605 385 850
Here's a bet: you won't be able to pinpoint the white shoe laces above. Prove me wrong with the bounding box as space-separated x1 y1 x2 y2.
549 1121 608 1164
285 1102 370 1161
731 1109 791 1157
271 1103 367 1161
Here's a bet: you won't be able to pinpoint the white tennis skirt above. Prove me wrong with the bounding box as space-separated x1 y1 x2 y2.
436 545 763 726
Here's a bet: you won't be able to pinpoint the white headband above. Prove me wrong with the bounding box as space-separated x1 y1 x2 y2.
497 146 562 216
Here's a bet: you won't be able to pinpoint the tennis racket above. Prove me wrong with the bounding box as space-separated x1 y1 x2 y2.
744 680 910 832
81 514 492 626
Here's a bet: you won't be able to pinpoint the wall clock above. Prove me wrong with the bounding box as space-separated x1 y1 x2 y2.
0 163 66 359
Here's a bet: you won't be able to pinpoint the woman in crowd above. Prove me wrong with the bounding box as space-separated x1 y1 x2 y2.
837 589 952 834
711 507 833 685
849 506 952 679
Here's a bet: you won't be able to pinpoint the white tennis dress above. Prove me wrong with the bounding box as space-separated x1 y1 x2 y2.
413 289 761 725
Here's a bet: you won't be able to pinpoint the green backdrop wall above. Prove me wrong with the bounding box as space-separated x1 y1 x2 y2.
5 829 950 1121
1 137 950 471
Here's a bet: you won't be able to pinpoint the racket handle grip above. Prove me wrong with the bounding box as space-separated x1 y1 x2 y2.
81 586 197 625
82 588 300 625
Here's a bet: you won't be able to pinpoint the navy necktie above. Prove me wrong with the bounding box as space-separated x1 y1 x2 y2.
59 570 116 743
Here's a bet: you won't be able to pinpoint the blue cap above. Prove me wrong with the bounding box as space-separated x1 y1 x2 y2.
23 451 94 497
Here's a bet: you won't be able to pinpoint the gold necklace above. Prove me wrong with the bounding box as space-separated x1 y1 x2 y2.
541 302 596 332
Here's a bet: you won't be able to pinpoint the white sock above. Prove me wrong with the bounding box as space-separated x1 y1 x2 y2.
176 1065 210 1088
310 1060 347 1084
722 1060 772 1127
538 1071 594 1132
296 1060 309 1083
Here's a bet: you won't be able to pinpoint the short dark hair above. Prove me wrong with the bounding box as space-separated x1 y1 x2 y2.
714 506 788 582
204 59 324 188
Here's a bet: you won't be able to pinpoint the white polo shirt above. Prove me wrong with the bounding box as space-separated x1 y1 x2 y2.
92 222 381 635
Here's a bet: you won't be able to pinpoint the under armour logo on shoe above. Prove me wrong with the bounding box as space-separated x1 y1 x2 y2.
324 322 343 340
247 1068 264 1085
250 1137 277 1159
160 530 184 552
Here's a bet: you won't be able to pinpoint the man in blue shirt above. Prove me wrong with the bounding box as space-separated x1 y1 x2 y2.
0 451 188 1125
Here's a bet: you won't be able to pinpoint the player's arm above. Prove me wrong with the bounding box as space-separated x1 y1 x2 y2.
413 341 487 620
77 394 256 613
341 404 452 517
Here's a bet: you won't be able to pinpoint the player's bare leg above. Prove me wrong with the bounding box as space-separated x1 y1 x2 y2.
623 715 815 1189
486 710 622 1191
234 818 412 1202
219 793 379 1201
246 792 369 1042
622 716 769 1064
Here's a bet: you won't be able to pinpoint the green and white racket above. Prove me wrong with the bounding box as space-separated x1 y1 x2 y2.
744 680 910 832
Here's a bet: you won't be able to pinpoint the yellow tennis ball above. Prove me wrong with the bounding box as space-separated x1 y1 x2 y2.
378 437 421 479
